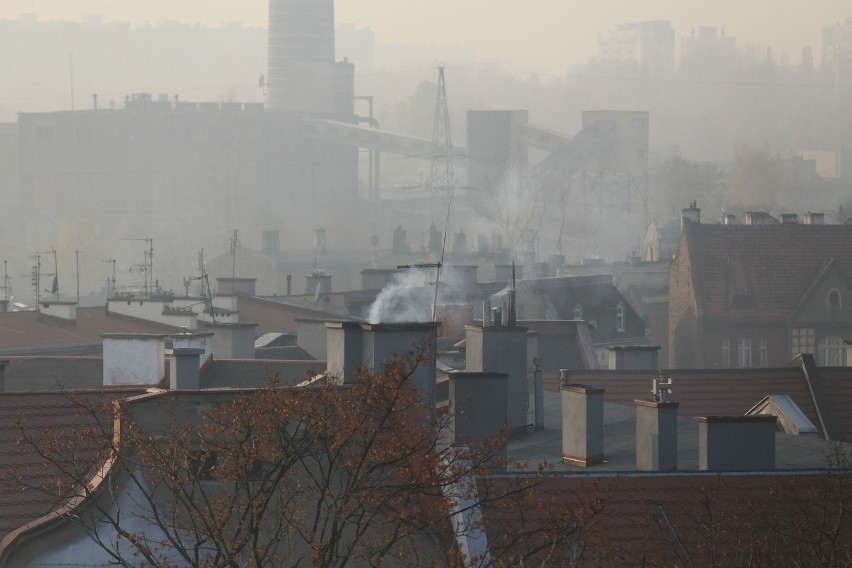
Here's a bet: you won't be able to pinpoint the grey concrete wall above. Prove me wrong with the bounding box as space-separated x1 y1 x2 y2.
635 400 678 471
297 319 331 359
561 384 605 467
465 325 528 431
698 416 777 471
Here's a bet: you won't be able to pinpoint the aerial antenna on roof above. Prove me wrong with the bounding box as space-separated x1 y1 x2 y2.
2 260 8 303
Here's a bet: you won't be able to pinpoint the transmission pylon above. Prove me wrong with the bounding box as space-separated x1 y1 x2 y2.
428 67 454 253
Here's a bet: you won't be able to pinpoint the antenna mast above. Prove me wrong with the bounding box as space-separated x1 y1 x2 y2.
121 237 153 298
102 258 116 298
230 230 240 279
29 254 41 311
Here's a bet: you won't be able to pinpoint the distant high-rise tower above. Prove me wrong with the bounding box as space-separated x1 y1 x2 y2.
267 0 353 115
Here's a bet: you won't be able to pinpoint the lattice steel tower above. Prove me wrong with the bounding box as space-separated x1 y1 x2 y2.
428 67 454 225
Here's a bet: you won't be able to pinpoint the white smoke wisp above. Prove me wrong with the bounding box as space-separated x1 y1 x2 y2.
367 266 475 324
367 268 433 324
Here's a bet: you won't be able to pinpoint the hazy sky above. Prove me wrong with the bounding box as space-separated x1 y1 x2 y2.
1 1 850 71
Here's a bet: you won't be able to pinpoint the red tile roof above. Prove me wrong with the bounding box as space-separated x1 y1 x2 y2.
554 367 819 425
0 308 183 354
0 389 145 542
480 471 852 566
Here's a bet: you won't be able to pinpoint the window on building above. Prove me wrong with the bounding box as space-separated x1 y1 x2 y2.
827 289 842 310
818 336 847 367
722 338 730 368
759 339 768 368
573 303 583 320
792 328 815 357
738 338 752 368
616 302 625 333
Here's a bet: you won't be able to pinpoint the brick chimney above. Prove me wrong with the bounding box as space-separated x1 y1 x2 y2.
697 415 777 471
561 379 605 467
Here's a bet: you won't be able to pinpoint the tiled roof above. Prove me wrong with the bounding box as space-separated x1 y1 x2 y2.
0 390 145 542
236 295 352 336
0 308 183 355
554 367 819 426
479 471 852 566
682 223 852 323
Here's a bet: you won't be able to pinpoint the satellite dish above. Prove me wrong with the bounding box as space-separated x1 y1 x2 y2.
370 235 380 247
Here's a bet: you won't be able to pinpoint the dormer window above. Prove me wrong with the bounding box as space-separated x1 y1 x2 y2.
573 304 583 320
827 289 841 310
616 302 625 333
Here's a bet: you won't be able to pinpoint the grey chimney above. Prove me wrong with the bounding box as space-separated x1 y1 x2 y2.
608 346 660 370
170 348 204 390
561 378 605 467
697 415 777 471
0 358 8 391
306 270 332 294
635 399 679 471
101 333 167 386
804 211 825 225
202 322 258 359
723 214 736 225
464 320 528 432
448 371 509 463
781 213 799 224
681 201 700 229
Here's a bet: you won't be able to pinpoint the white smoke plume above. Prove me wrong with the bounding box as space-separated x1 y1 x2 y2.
367 266 472 324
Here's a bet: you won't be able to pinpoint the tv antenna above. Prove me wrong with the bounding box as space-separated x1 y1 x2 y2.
35 248 59 301
229 230 240 279
121 236 153 298
101 258 117 298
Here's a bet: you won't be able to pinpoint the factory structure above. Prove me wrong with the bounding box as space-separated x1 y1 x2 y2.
0 0 650 300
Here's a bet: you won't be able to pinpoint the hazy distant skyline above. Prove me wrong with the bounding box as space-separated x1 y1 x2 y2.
2 1 850 72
